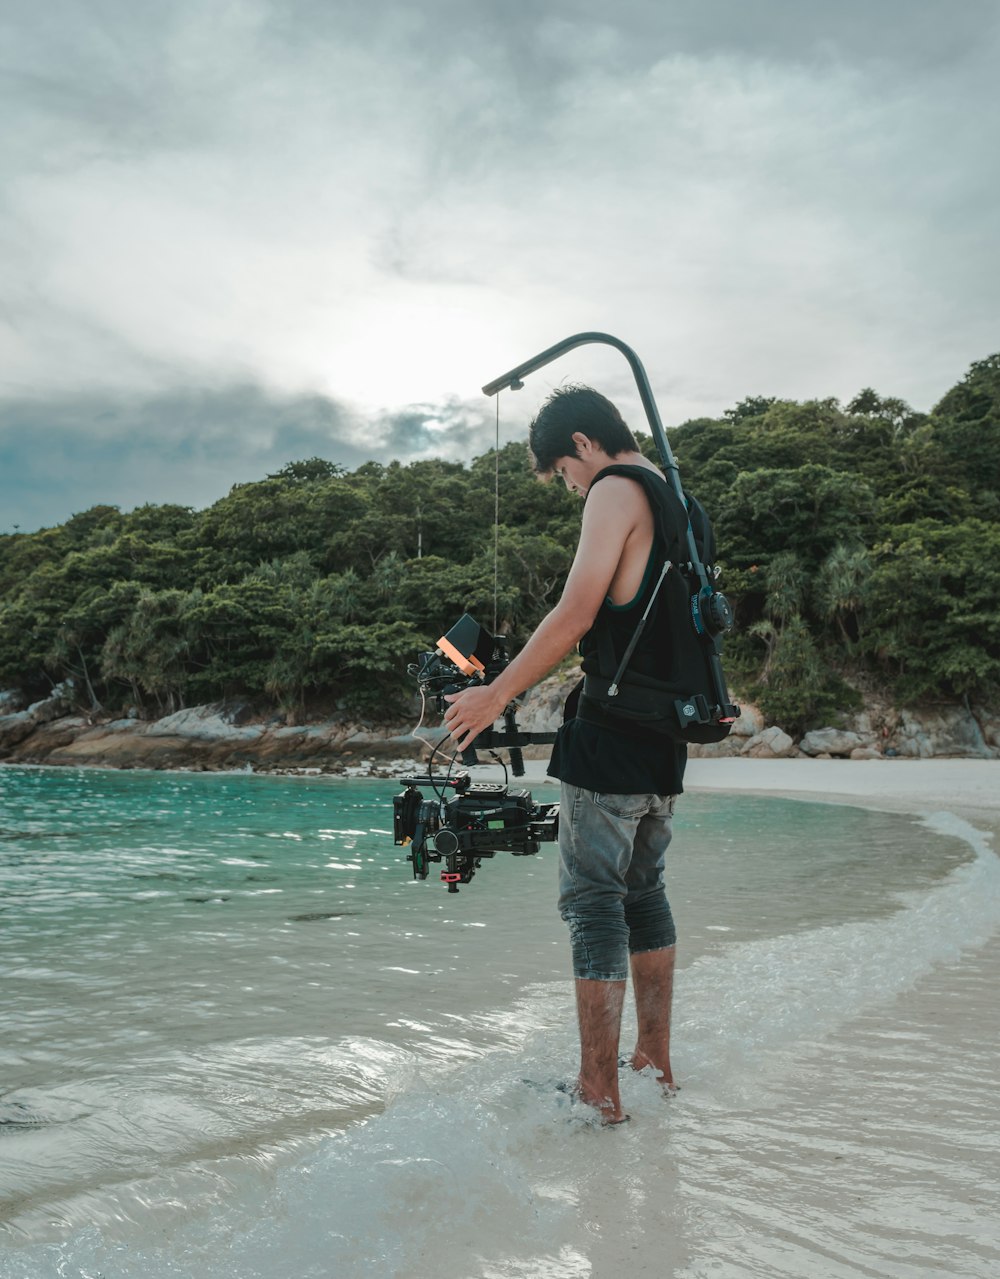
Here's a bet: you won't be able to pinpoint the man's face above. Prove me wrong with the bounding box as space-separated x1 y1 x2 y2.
551 454 592 498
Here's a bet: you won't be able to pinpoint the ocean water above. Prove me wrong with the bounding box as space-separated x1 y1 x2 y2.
1 764 998 1278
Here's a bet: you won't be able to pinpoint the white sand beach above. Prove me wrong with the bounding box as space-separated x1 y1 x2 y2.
684 756 1000 860
494 753 1000 831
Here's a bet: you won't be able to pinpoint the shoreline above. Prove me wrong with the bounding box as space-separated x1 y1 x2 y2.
472 755 1000 849
5 751 998 824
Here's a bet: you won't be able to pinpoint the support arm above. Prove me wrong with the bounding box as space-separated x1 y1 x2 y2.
482 331 704 588
482 331 738 725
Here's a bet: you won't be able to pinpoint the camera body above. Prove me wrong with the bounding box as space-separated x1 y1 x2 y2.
392 613 559 892
393 771 558 892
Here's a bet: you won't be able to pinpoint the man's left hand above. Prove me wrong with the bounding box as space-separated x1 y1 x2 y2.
443 684 507 751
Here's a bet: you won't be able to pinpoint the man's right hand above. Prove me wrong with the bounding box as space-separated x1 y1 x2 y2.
443 683 507 752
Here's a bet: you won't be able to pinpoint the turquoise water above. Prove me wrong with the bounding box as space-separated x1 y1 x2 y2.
1 764 998 1277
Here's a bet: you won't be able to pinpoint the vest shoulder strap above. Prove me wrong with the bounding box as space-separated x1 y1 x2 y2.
588 464 691 560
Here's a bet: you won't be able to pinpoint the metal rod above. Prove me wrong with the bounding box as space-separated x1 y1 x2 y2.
482 331 674 472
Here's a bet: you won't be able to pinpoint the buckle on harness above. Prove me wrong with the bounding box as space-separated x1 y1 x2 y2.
675 695 711 727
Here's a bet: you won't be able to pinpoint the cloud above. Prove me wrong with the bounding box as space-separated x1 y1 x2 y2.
1 1 998 529
0 382 520 531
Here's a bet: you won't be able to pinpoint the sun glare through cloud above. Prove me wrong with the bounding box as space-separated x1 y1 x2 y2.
1 0 998 529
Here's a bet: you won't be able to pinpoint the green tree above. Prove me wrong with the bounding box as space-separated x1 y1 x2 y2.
197 472 367 572
311 621 429 716
268 458 346 483
101 587 197 713
862 519 1000 702
929 354 1000 510
724 396 777 424
814 544 871 648
748 614 855 734
719 464 876 567
762 551 810 621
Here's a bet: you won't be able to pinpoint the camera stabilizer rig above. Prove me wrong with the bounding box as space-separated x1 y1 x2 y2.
483 332 739 736
393 614 559 892
394 330 738 888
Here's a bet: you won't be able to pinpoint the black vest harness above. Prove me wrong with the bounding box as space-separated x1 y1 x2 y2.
575 464 738 744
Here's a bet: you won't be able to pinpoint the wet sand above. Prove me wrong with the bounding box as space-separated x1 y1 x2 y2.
475 755 1000 1277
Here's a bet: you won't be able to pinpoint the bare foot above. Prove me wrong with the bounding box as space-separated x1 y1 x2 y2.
574 1076 630 1125
627 1048 680 1093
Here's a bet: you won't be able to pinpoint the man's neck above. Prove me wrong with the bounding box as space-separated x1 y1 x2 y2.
599 451 661 474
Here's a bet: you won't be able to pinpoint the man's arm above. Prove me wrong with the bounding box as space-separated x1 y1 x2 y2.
443 477 642 750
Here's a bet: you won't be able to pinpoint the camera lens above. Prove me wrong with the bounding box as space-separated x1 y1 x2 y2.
434 829 460 856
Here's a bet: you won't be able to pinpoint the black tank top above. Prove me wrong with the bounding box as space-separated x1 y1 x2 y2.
547 466 687 796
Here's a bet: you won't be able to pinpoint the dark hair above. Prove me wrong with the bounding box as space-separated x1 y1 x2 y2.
528 384 638 474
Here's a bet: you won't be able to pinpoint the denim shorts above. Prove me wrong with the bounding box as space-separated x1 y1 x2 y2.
557 782 676 981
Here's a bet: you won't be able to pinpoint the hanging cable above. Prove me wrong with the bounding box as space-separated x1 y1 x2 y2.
410 685 460 803
493 393 501 635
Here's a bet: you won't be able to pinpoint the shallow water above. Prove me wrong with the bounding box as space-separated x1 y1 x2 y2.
0 765 997 1277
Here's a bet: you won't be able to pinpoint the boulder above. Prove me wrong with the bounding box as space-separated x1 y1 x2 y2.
0 689 27 713
146 706 264 742
849 746 883 760
517 671 576 734
729 703 764 738
26 695 73 724
686 736 745 759
740 726 795 759
799 727 867 757
980 709 1000 750
0 710 37 752
894 706 997 759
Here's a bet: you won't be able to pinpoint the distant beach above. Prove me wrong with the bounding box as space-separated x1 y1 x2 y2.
481 753 1000 830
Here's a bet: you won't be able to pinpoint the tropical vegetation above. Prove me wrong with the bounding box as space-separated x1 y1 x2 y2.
1 355 998 731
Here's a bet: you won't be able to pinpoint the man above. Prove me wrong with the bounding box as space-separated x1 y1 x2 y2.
444 384 684 1125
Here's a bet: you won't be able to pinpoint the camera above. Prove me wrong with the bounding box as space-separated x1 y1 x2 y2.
392 613 559 892
394 771 558 892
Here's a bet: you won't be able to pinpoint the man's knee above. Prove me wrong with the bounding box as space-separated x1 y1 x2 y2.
562 906 630 981
625 891 676 952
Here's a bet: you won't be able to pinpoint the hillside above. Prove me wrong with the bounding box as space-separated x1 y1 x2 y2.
2 355 998 751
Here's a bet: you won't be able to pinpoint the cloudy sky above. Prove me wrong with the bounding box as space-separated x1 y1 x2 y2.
2 0 998 531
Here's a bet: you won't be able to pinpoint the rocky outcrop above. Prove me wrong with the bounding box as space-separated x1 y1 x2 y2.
0 699 429 773
2 680 998 770
684 698 999 761
0 694 78 753
892 706 997 759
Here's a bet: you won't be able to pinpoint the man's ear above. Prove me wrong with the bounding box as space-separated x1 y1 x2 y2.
570 431 597 456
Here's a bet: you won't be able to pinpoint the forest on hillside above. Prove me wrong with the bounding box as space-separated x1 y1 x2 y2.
1 354 998 733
